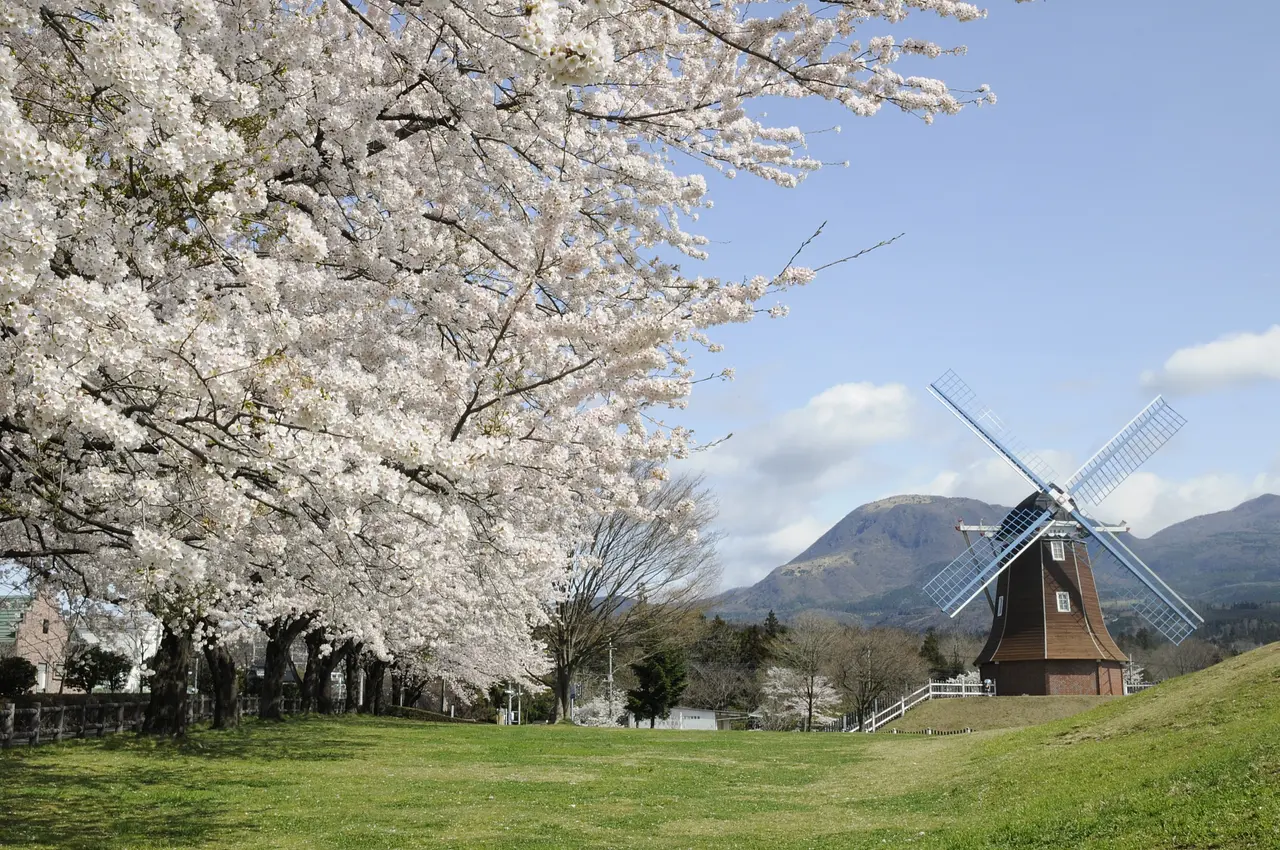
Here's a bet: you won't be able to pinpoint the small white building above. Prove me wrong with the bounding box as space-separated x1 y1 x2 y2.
628 705 718 731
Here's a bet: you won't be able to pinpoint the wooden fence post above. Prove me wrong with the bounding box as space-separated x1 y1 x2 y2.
1 702 12 748
115 703 125 734
31 702 41 746
54 705 65 742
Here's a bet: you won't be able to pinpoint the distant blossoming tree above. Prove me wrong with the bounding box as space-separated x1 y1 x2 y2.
760 666 842 731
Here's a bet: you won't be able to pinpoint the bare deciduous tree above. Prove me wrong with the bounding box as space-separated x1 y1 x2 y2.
684 661 755 712
770 614 840 731
543 466 720 719
829 626 929 727
1141 638 1223 681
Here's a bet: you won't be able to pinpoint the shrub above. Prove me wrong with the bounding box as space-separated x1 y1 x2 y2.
0 656 38 697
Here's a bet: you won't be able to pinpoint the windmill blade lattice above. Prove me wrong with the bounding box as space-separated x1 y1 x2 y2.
1065 397 1187 506
924 507 1055 617
1078 515 1203 645
929 370 1058 492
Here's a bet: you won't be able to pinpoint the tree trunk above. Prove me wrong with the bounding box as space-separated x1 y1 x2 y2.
362 658 387 715
204 641 240 730
649 716 655 729
259 614 312 721
403 677 428 708
390 672 404 708
301 629 323 713
554 661 572 722
315 641 350 715
142 624 192 736
343 643 362 713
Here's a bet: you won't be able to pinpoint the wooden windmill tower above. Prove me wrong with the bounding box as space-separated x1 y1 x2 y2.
924 371 1203 696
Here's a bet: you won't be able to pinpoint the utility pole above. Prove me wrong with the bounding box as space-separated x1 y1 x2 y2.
505 683 513 726
516 685 522 725
607 638 614 715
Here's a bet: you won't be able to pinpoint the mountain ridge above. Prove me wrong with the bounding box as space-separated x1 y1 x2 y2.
711 493 1280 624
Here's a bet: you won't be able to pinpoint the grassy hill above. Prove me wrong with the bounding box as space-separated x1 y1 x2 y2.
884 694 1116 732
3 643 1279 848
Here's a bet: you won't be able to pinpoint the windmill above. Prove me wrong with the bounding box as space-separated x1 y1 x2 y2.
924 370 1203 696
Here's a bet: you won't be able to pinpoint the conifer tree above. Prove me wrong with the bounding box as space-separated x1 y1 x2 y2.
626 648 688 728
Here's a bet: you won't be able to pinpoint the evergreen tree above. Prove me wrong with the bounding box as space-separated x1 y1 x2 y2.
736 625 770 670
625 648 688 728
764 611 783 639
916 627 962 681
919 628 951 680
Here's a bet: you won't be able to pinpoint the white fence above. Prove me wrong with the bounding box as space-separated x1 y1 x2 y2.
840 680 993 733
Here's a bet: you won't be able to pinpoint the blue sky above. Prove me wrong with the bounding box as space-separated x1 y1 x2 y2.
670 1 1280 590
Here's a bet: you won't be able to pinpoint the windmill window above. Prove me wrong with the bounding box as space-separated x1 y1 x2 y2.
996 596 1005 617
42 619 49 634
1056 591 1071 613
1049 540 1066 561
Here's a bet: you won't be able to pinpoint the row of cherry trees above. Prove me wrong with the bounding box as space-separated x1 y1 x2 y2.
0 0 1009 733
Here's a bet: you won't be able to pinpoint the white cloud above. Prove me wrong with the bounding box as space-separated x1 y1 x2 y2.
684 382 912 588
1142 325 1280 393
1102 470 1280 536
919 458 1280 537
915 449 1078 509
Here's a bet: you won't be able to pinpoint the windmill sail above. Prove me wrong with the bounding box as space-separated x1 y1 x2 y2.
924 507 1055 617
1077 513 1203 644
929 370 1057 493
925 369 1200 649
1065 397 1187 506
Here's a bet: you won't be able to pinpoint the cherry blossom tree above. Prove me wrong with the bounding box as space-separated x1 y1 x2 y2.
760 666 841 731
1 0 1011 733
766 614 841 729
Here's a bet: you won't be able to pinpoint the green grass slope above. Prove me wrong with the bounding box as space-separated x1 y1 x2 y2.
885 694 1116 732
3 643 1278 849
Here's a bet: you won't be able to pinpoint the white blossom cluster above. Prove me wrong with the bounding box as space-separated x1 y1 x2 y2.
574 694 625 727
0 0 1001 687
760 666 842 728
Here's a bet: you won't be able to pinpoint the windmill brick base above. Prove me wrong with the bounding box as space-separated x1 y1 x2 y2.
976 508 1128 697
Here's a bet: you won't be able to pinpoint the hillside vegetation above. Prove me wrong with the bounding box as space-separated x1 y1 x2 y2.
3 643 1278 849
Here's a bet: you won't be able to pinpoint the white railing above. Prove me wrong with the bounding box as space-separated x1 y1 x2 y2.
1123 681 1153 695
841 680 994 733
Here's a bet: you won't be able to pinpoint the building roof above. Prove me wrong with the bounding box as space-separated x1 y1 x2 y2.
0 595 33 646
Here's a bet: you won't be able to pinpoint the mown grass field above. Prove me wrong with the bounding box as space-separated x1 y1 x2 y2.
4 644 1279 850
884 694 1115 732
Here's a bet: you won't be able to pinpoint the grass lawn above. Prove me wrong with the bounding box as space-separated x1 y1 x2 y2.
884 694 1116 732
3 644 1279 849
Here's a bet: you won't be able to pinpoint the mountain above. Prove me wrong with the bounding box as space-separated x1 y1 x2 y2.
711 493 1280 625
1135 494 1280 603
712 495 1009 624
